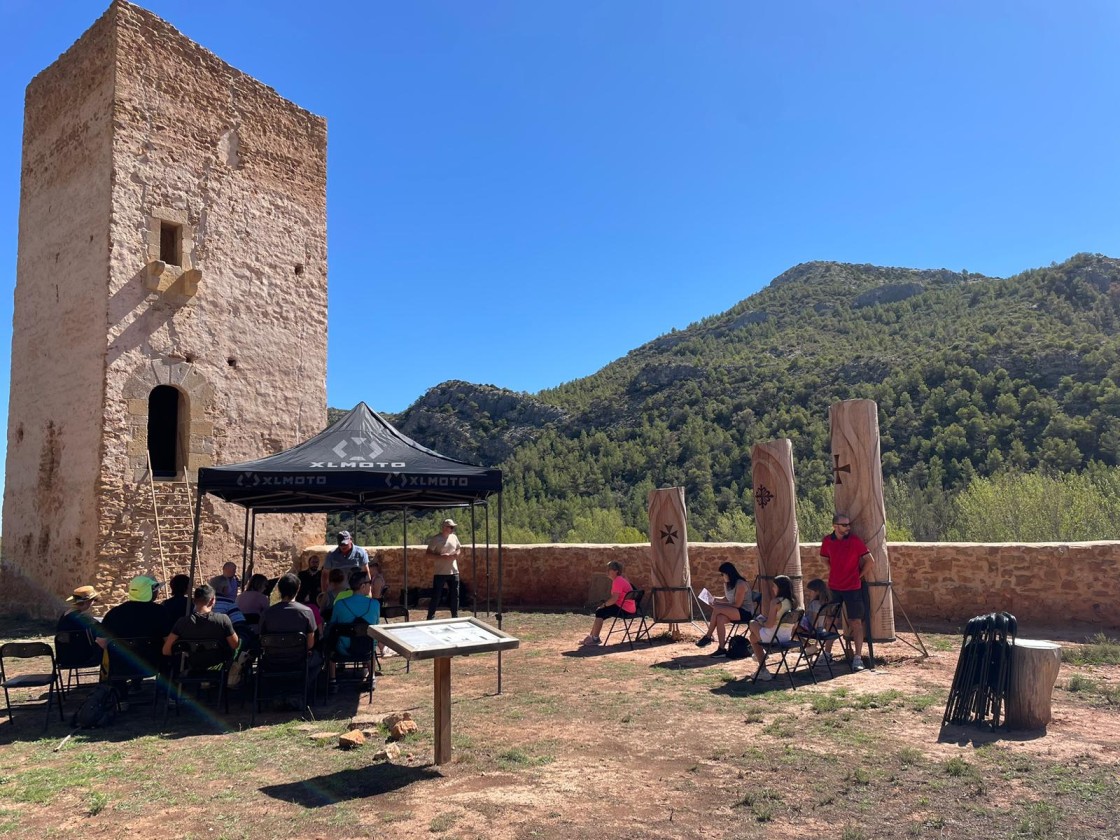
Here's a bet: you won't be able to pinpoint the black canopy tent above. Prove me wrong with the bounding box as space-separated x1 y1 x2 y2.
189 402 505 642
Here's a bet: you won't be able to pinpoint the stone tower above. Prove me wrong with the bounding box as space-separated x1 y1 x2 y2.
2 1 328 616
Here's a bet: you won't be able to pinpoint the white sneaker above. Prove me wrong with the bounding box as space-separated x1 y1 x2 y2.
755 668 773 682
580 635 601 647
852 656 865 671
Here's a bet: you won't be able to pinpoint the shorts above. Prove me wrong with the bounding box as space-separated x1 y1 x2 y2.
833 588 866 621
596 605 633 620
759 625 793 644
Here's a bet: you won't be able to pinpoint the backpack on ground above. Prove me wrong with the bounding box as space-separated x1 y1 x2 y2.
71 683 119 729
726 635 751 660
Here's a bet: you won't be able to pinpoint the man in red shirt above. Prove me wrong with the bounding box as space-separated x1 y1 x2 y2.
820 512 872 671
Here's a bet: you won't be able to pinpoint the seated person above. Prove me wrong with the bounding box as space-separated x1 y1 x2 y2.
368 557 388 602
260 573 323 699
749 574 796 681
297 554 323 605
797 578 838 659
56 585 103 668
237 573 270 619
579 561 636 647
696 562 753 657
316 568 347 622
210 575 248 627
99 575 173 688
162 584 239 672
326 571 380 691
220 561 241 600
162 574 193 625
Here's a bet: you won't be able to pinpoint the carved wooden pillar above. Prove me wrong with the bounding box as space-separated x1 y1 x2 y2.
752 438 803 619
648 487 694 630
830 399 896 641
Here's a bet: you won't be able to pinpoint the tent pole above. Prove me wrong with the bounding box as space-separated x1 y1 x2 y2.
496 491 504 694
471 503 478 618
485 504 491 616
248 510 257 580
187 489 204 617
402 507 409 612
240 507 250 584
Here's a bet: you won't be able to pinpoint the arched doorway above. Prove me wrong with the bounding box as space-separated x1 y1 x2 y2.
147 385 182 479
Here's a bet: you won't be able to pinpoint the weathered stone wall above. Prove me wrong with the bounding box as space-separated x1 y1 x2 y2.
4 2 328 617
299 541 1120 630
101 1 329 601
2 9 117 611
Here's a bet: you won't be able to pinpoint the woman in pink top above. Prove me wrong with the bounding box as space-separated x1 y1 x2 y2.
580 561 636 647
236 573 270 618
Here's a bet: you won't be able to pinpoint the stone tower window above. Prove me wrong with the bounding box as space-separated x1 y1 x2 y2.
145 209 199 296
147 385 185 479
159 221 182 266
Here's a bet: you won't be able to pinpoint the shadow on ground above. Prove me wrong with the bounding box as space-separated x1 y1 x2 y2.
260 763 443 807
937 722 1047 745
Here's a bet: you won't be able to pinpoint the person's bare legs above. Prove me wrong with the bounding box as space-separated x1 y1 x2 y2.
590 617 606 639
715 613 729 648
850 618 865 661
748 621 764 664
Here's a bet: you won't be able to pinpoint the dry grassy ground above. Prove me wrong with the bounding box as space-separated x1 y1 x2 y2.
0 613 1116 839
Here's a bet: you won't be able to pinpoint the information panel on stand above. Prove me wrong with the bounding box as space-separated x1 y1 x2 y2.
370 617 519 661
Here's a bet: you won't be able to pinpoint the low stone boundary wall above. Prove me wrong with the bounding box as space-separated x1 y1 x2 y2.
300 541 1119 630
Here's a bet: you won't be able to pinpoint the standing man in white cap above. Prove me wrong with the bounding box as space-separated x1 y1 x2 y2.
426 519 462 620
322 530 369 594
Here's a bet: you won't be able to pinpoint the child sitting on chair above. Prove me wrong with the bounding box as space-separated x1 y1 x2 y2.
748 574 795 681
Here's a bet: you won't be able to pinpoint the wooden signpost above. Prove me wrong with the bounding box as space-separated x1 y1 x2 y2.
370 617 520 765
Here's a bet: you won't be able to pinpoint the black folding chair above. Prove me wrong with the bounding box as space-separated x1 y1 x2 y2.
326 622 375 703
749 609 808 688
727 590 762 640
379 605 411 673
164 639 232 721
252 632 314 726
54 630 103 695
0 642 64 729
796 601 844 679
603 590 652 650
105 636 165 710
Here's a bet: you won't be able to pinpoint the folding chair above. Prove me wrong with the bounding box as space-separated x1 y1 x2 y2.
727 590 762 640
54 630 103 695
603 590 652 650
749 609 808 688
379 605 411 673
164 639 232 721
0 642 64 729
797 601 844 679
105 636 165 710
326 622 375 703
252 632 313 726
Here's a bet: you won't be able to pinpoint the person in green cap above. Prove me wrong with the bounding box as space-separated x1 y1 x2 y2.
98 575 173 694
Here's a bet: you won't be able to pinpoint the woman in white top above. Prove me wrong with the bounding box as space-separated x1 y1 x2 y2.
749 574 795 681
696 562 753 658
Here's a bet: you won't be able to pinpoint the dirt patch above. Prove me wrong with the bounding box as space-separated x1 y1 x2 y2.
0 614 1116 839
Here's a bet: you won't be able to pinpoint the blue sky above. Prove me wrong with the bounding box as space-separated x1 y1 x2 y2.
1 1 1118 433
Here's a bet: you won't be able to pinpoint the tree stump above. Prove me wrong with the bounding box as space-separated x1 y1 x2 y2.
1005 638 1062 730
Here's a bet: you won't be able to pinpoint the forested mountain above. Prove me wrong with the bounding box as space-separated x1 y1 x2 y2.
342 253 1120 543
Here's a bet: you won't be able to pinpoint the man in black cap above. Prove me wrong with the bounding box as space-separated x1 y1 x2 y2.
321 531 369 594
